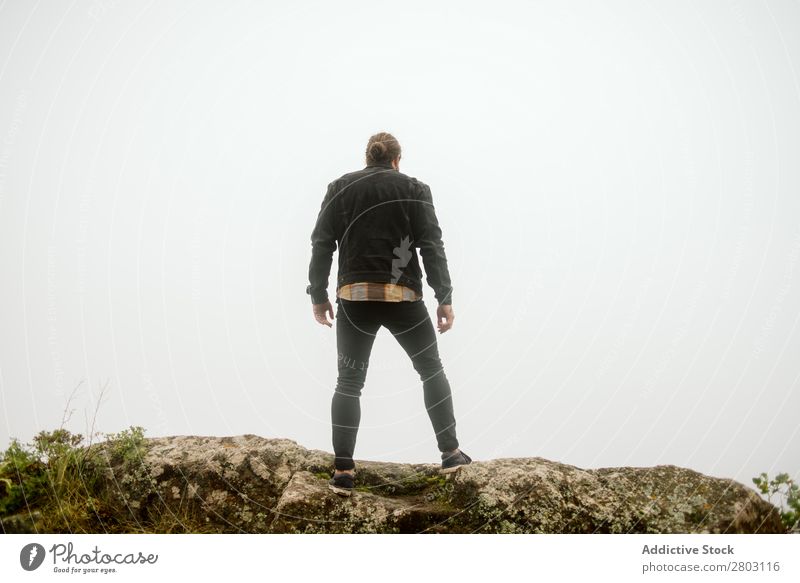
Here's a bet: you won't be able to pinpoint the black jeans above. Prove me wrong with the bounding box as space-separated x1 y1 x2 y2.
332 297 460 470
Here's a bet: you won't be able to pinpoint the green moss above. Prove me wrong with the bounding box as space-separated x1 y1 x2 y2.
426 475 447 487
393 472 447 493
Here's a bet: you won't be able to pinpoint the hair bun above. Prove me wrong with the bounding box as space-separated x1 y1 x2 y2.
365 132 401 165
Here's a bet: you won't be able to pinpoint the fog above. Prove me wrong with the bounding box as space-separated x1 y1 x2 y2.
1 0 798 491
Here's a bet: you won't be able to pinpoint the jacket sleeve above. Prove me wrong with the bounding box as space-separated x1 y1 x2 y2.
412 182 453 305
307 182 337 304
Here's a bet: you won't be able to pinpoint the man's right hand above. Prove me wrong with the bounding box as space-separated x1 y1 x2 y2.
436 304 454 334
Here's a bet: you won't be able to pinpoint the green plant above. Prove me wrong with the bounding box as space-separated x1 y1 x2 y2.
101 425 147 464
753 472 799 532
0 437 49 516
0 427 107 530
0 379 219 533
0 423 205 533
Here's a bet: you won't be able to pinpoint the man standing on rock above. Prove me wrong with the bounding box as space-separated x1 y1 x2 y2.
306 132 472 496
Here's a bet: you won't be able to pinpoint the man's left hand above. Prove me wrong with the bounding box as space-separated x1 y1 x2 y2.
313 300 334 327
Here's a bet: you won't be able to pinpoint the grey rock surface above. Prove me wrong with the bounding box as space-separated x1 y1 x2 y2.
87 434 786 534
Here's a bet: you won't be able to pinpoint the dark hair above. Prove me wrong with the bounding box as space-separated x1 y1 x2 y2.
365 132 402 165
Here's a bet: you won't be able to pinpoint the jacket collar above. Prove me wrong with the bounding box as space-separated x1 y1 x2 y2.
364 161 395 170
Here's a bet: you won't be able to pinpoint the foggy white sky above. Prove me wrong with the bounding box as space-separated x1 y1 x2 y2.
1 0 798 491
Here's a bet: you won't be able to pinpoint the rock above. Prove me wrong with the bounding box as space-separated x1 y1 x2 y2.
0 510 42 534
89 435 784 534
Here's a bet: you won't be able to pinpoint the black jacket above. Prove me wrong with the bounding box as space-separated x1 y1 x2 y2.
307 161 453 305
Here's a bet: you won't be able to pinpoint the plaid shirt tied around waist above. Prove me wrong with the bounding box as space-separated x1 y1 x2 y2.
337 281 422 302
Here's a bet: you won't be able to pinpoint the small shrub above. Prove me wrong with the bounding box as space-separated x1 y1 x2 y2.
0 438 49 516
0 425 159 532
753 472 799 532
101 425 147 464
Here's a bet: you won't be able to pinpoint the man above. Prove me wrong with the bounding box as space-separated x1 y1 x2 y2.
307 132 472 497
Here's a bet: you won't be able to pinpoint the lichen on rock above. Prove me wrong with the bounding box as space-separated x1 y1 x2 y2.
19 434 785 534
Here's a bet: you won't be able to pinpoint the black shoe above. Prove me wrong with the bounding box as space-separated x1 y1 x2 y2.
440 449 472 474
328 470 355 496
